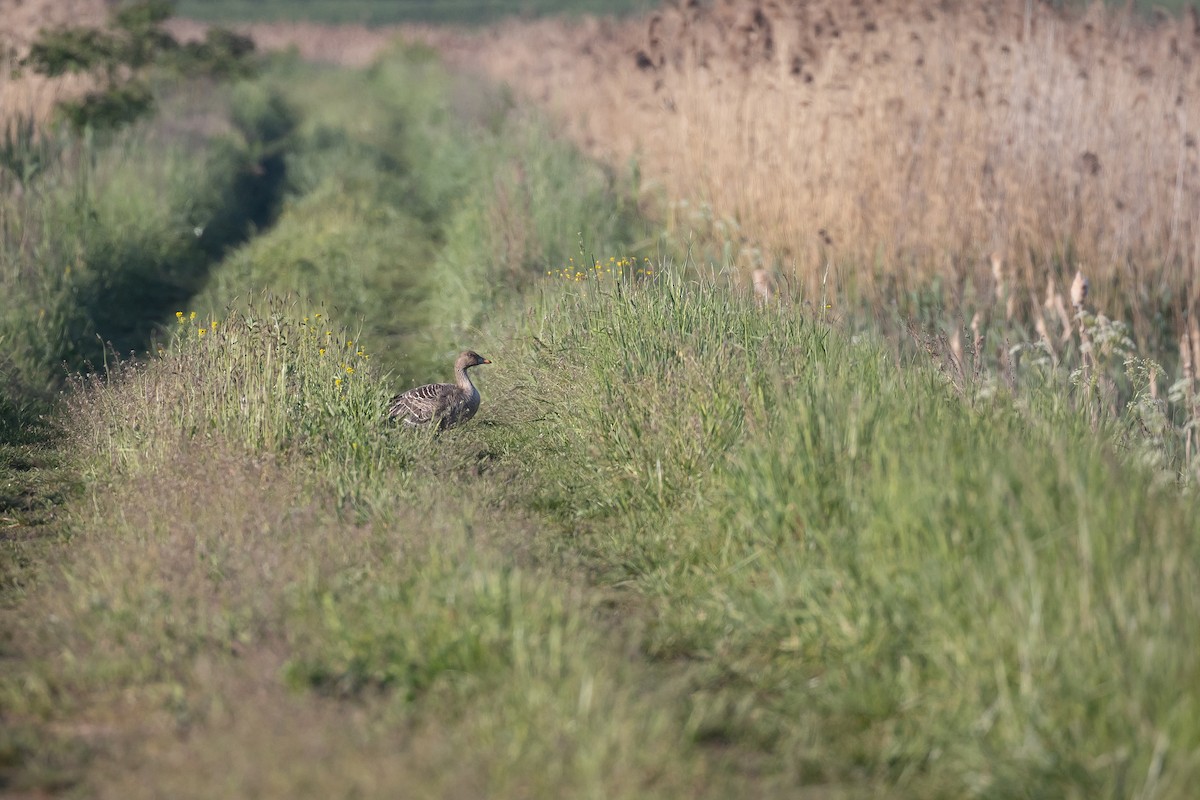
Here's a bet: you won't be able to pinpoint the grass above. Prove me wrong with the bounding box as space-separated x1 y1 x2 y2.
12 262 1198 797
194 46 653 383
1 30 1199 800
460 0 1200 348
517 265 1200 797
173 0 658 26
0 79 293 398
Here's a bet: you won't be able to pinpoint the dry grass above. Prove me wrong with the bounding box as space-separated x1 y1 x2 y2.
165 18 403 67
424 0 1200 344
0 0 109 126
3 2 398 126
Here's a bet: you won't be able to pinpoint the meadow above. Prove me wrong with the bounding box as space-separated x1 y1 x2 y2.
2 1 1200 798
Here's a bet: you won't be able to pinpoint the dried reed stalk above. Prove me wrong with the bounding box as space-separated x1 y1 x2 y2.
434 0 1200 343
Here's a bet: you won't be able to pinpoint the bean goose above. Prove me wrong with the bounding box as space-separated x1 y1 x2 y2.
387 350 491 430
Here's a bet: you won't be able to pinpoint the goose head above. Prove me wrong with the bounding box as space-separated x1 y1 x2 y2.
456 350 492 370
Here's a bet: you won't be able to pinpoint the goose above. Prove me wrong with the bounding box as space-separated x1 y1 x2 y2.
387 350 491 430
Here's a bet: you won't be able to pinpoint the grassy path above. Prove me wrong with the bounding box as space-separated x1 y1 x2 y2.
3 43 1200 799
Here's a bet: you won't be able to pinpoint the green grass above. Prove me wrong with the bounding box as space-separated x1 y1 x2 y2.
194 48 652 383
0 80 293 400
506 267 1200 796
2 39 1199 800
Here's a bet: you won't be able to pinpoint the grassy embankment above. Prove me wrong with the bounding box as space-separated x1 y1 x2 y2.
451 0 1200 480
2 36 1199 800
1 72 292 593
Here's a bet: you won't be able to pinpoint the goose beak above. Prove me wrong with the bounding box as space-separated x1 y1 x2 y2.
482 359 492 364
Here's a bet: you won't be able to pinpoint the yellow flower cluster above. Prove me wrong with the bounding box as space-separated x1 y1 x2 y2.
168 307 374 398
297 313 371 388
335 342 368 385
545 255 655 283
175 310 219 338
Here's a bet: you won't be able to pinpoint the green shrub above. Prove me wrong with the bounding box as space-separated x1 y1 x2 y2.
22 0 256 133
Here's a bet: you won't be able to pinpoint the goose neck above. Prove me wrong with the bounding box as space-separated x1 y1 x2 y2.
455 365 476 392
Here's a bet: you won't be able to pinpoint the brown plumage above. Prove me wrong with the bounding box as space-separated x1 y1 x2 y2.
387 350 491 430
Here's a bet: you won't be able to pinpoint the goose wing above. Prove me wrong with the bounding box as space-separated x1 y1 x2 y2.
438 389 479 429
388 382 458 426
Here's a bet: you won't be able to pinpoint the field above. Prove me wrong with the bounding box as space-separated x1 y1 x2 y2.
3 1 1200 798
171 0 1200 24
173 0 657 25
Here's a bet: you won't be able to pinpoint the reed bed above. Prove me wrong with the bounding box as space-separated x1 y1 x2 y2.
439 0 1200 348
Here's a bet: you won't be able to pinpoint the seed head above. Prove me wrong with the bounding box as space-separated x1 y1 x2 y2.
1070 270 1089 310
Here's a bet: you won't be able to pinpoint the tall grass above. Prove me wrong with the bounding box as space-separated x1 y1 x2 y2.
460 0 1200 344
497 265 1200 797
0 0 108 128
448 0 1200 480
0 80 293 402
195 47 652 383
46 256 1198 798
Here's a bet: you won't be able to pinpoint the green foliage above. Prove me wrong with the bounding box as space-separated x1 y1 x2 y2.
175 27 258 80
58 81 155 132
0 81 294 411
195 54 649 383
502 268 1200 796
21 0 256 133
0 114 62 189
